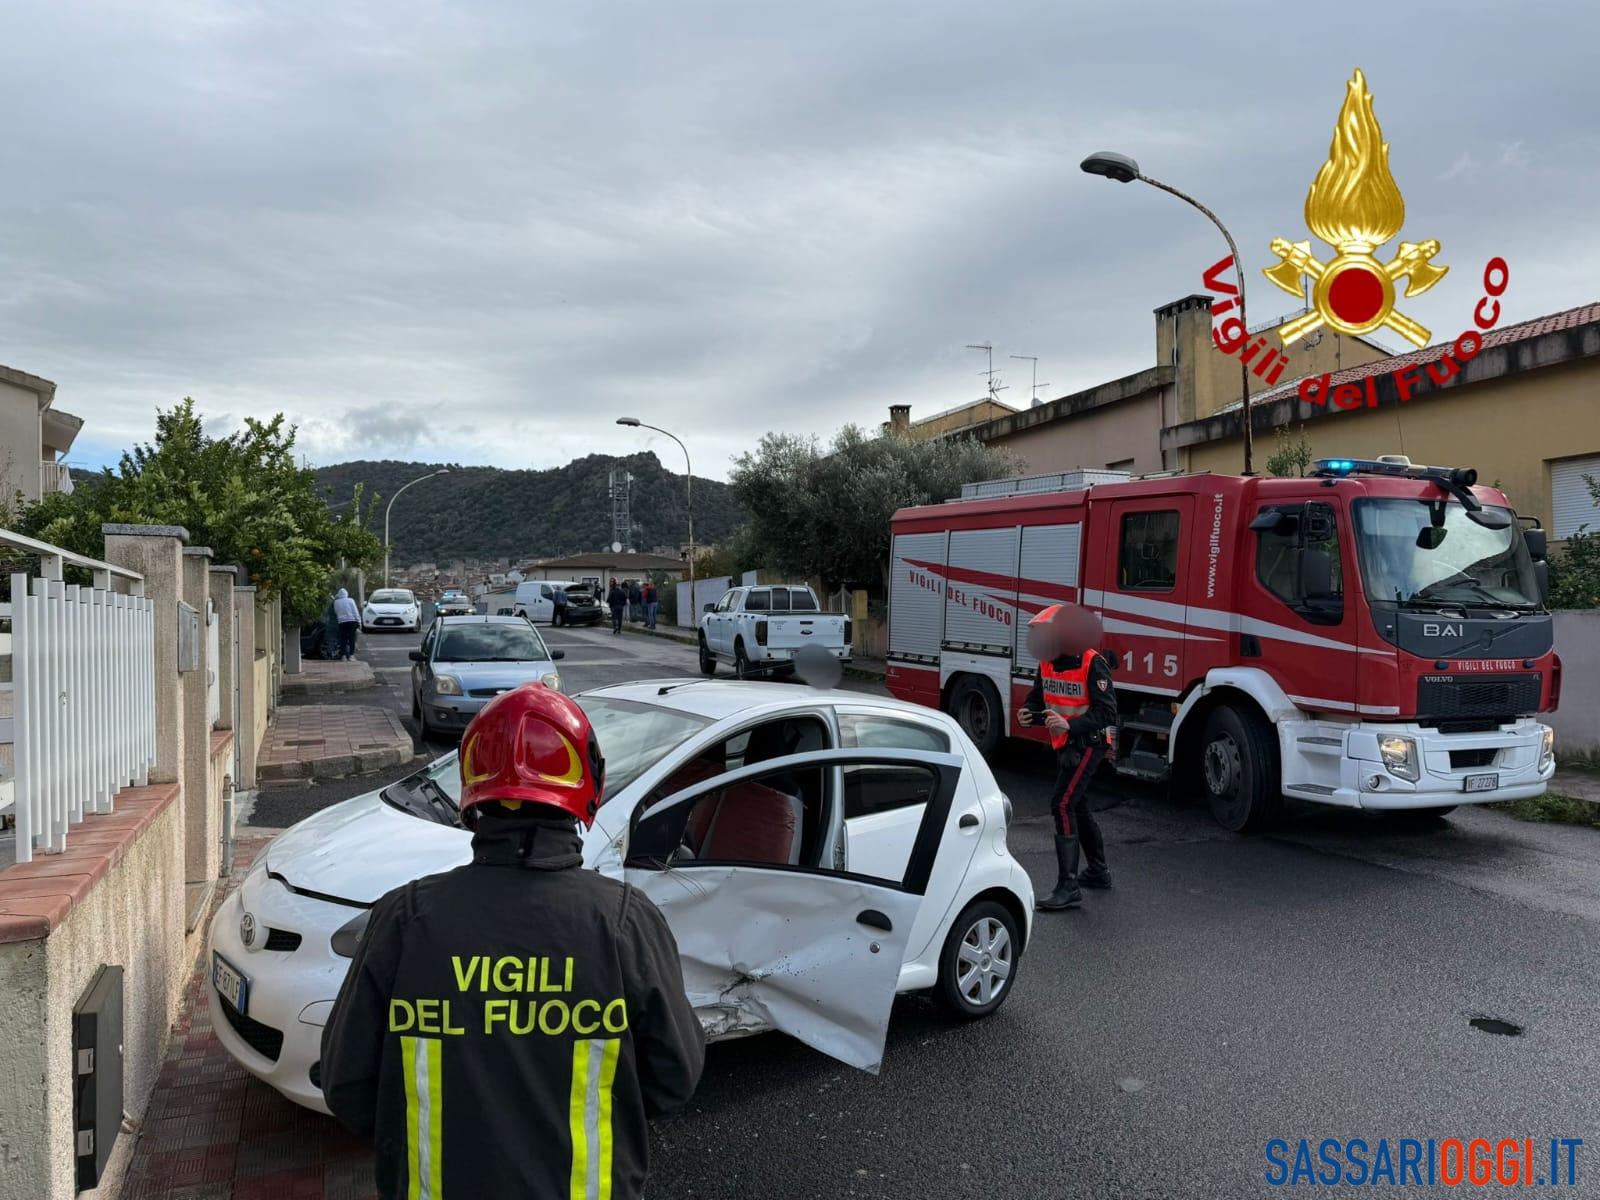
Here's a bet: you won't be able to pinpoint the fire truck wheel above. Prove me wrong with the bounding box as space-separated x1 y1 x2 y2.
1200 704 1280 832
949 676 1003 757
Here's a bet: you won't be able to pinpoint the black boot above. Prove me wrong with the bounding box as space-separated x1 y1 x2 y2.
1037 835 1083 911
1078 861 1112 890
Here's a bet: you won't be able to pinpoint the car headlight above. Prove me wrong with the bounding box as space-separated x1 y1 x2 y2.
1379 735 1419 782
363 607 375 618
331 909 371 958
434 674 464 696
543 673 562 692
1539 727 1555 772
1001 793 1013 827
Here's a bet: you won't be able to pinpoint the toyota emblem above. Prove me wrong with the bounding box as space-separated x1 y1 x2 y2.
240 911 257 948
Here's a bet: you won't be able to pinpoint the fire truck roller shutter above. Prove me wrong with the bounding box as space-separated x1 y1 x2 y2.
1014 524 1082 675
943 528 1021 654
890 531 949 661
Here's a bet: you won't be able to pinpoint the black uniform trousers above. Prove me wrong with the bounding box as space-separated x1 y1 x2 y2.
1051 739 1107 868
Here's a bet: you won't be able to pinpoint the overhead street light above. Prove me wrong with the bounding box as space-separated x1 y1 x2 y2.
616 417 695 593
1081 151 1256 475
384 469 450 587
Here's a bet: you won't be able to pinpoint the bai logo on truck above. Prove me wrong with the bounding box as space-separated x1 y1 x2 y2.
1203 69 1511 412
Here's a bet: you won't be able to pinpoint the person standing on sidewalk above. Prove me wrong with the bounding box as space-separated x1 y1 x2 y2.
643 581 658 629
607 578 626 635
321 684 705 1200
333 588 361 661
1018 603 1118 911
628 580 643 623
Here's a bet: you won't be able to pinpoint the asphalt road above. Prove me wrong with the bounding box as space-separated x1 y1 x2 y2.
257 616 1600 1198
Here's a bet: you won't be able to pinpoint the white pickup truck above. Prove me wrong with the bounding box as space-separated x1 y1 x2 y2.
698 584 852 679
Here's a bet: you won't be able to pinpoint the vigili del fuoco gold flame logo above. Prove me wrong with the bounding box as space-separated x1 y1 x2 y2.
1264 68 1446 348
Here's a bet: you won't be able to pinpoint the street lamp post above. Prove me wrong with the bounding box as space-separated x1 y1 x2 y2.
616 417 695 599
384 469 450 587
1081 151 1255 475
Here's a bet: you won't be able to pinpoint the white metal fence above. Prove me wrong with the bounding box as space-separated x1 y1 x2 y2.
1 529 156 863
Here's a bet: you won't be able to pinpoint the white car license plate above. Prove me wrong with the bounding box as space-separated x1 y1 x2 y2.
1463 773 1499 793
213 952 249 1014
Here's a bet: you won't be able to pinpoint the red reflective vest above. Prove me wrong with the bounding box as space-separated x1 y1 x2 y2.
1039 650 1099 751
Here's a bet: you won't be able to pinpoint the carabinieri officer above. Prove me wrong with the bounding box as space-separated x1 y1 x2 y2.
1019 603 1118 911
321 683 705 1200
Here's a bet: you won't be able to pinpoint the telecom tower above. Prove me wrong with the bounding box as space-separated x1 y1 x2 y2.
608 469 634 553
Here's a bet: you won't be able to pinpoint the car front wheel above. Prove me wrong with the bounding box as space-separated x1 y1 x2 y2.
935 899 1019 1020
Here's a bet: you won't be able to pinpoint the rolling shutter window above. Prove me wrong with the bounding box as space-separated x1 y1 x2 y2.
1551 456 1600 538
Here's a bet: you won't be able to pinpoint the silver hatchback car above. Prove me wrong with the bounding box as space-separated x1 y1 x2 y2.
409 615 565 738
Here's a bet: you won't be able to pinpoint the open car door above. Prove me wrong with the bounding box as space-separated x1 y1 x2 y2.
625 748 963 1073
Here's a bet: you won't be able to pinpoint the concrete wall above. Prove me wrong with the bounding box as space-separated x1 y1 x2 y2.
252 651 270 764
0 376 41 505
1185 356 1600 529
1550 610 1600 755
0 794 186 1200
988 388 1168 477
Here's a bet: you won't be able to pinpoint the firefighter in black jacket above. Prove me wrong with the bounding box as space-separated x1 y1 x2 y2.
1019 603 1118 911
321 683 705 1200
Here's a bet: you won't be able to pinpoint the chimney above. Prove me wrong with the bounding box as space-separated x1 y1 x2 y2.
888 404 911 434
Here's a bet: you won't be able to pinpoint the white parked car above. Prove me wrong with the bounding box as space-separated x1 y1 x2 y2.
361 588 421 633
700 584 852 679
208 681 1033 1113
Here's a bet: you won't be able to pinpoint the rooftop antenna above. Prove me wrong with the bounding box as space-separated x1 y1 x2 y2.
966 342 1008 401
1009 355 1049 407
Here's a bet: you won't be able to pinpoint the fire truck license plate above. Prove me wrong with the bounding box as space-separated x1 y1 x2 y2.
1463 773 1499 793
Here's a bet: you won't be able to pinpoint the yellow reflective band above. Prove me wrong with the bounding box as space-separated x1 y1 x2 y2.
569 1038 621 1200
426 1037 444 1200
403 1036 422 1200
596 1037 620 1200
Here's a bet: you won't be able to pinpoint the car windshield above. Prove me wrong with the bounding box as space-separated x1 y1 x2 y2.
1353 498 1540 608
435 623 550 662
581 695 713 802
370 590 414 605
380 754 462 826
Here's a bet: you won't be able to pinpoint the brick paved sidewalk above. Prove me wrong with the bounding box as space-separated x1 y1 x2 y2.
258 705 413 782
280 659 378 697
122 843 375 1200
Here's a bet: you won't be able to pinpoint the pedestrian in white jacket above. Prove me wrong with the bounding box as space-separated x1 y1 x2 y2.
333 589 361 660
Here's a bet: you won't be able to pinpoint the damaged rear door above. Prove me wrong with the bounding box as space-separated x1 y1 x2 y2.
625 748 962 1073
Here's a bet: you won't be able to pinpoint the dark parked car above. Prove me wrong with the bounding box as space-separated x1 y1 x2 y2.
556 586 605 627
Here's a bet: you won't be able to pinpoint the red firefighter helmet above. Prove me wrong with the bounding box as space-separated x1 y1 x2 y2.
458 683 605 826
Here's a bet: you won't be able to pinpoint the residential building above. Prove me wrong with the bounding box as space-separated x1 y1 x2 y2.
522 550 688 587
885 397 1018 441
0 364 82 506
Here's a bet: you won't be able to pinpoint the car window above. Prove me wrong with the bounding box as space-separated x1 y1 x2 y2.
841 764 937 820
789 588 820 612
370 589 415 604
746 589 771 612
629 760 831 870
581 697 714 801
768 588 790 612
541 584 553 599
435 623 549 663
838 714 950 753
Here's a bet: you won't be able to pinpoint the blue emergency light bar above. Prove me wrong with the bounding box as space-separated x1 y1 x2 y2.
1312 457 1480 489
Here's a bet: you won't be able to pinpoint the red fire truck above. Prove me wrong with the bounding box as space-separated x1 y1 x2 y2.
886 457 1559 831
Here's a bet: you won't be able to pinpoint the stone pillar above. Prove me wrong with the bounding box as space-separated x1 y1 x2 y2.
208 567 237 731
234 586 260 791
180 548 218 893
101 524 188 786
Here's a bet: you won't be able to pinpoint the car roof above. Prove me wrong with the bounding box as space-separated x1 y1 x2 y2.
434 614 532 626
579 678 943 723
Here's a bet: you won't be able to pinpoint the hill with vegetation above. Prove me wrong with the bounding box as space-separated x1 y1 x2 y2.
312 453 744 565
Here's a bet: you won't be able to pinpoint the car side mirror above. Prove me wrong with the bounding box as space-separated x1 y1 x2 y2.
1523 528 1547 561
408 649 424 662
551 650 565 660
703 603 715 614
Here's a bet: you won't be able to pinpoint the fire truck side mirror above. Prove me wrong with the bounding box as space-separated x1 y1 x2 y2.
1300 547 1333 599
1535 561 1550 606
1523 528 1547 561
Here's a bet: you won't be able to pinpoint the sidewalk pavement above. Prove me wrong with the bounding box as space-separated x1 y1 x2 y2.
120 838 377 1200
257 705 413 781
1551 765 1600 804
280 659 378 696
619 621 888 679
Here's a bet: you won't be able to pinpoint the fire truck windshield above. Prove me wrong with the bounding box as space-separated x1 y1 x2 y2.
1353 499 1540 609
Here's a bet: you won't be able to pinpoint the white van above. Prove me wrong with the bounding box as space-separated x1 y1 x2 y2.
513 579 599 625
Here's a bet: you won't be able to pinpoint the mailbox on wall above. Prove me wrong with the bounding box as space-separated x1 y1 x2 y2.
177 601 201 673
74 965 124 1191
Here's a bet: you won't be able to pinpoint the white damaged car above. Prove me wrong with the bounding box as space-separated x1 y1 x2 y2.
208 680 1034 1112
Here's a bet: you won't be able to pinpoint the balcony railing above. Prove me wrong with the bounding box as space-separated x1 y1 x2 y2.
39 459 73 496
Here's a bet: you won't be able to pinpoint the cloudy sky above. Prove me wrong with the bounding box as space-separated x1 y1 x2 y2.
4 0 1596 480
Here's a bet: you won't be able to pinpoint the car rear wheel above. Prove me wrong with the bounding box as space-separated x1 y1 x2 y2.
698 637 716 677
948 676 1003 758
935 900 1019 1019
1200 703 1280 832
734 641 752 680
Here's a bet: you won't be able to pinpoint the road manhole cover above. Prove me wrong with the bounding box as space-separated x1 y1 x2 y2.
1469 1017 1523 1037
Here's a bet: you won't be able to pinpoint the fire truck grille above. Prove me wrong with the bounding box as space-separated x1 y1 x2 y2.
1417 675 1540 720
